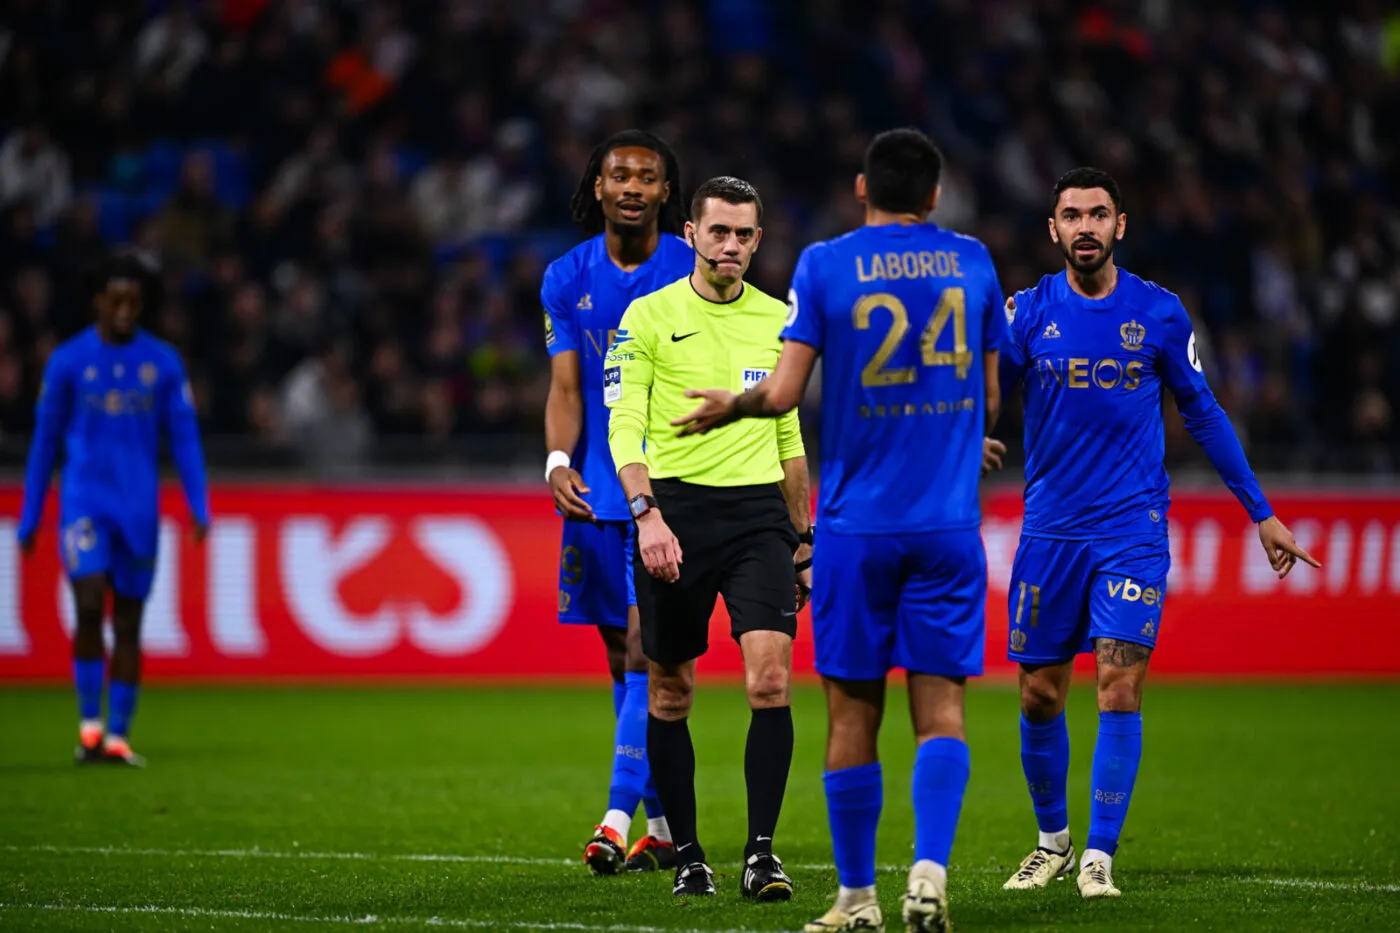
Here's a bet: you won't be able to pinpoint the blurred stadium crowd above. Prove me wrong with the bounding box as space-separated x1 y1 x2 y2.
1 0 1398 473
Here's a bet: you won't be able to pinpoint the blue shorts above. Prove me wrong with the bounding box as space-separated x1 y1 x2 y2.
58 513 157 600
813 528 987 680
1007 533 1170 664
558 519 636 628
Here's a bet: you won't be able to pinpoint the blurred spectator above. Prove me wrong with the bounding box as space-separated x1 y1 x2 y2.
0 0 1394 474
0 123 73 226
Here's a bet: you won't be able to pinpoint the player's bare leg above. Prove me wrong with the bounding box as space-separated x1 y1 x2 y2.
620 606 674 872
806 677 886 933
902 673 969 933
737 630 795 901
103 593 147 767
1005 661 1077 889
583 623 631 875
71 575 108 764
1077 639 1149 898
647 658 714 895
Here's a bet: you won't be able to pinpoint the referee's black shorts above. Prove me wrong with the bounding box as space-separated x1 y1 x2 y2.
636 478 799 666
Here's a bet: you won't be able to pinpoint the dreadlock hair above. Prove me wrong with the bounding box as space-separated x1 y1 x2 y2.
569 130 685 236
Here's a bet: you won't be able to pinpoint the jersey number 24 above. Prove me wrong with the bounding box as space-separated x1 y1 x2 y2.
853 287 973 387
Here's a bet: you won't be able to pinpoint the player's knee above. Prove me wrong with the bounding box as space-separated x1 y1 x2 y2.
623 626 646 673
745 663 790 709
1020 679 1065 721
1097 677 1142 713
649 678 692 720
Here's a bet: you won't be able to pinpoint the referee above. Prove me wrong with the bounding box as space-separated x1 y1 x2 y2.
605 176 812 900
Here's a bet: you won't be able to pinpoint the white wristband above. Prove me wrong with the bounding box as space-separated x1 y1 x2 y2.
545 450 572 483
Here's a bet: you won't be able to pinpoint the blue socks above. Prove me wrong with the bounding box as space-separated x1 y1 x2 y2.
912 737 970 866
74 658 104 720
108 681 139 738
1021 713 1071 833
1086 711 1142 857
824 762 883 888
607 671 651 814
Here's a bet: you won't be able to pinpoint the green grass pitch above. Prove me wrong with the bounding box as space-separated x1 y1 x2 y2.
1 681 1397 932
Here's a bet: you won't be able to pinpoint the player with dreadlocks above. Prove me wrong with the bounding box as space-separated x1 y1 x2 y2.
542 130 692 875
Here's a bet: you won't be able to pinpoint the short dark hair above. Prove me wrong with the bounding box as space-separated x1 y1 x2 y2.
87 251 162 306
863 128 944 215
1050 167 1123 215
570 129 685 236
690 176 762 224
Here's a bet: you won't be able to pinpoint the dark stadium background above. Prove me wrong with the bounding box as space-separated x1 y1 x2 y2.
1 4 1398 932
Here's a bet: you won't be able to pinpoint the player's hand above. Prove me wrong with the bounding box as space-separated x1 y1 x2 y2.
982 437 1006 475
549 466 595 522
1257 515 1321 580
672 389 739 436
636 511 682 583
18 534 36 556
793 543 813 612
192 522 209 545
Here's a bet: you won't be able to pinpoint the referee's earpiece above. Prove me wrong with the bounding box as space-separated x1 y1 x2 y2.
690 233 720 270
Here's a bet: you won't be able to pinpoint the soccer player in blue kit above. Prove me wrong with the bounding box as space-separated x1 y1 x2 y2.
997 168 1319 898
542 130 692 875
18 254 209 767
676 129 1007 933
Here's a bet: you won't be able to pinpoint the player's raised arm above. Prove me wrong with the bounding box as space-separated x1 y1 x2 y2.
159 355 211 540
1159 299 1319 577
18 350 74 551
542 264 594 522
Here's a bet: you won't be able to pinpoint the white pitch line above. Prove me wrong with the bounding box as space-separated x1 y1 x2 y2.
1244 878 1400 894
0 903 746 933
5 845 1396 893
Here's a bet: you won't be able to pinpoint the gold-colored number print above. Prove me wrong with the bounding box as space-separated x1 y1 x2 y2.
854 288 973 387
560 546 583 586
1014 581 1042 628
853 293 916 387
920 287 973 379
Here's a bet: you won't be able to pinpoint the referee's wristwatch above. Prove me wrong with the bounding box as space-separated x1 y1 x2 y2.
628 494 659 521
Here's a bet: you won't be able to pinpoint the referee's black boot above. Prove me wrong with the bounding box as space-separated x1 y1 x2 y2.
672 860 716 897
741 852 793 901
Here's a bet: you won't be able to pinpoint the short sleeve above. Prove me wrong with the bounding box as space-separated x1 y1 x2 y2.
541 260 579 356
780 244 824 351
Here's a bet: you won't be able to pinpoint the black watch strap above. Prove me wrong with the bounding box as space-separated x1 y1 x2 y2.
798 525 815 546
629 494 659 520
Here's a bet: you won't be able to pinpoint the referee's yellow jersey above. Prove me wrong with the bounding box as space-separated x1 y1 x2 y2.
606 276 804 487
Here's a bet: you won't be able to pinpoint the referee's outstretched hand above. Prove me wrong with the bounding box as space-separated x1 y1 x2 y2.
672 389 739 436
637 512 683 583
549 466 596 523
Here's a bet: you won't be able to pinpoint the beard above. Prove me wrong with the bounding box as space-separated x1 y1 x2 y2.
1060 235 1115 274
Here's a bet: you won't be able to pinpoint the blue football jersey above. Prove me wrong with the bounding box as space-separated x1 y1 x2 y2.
782 223 1008 535
542 233 693 521
18 327 210 543
1001 269 1272 539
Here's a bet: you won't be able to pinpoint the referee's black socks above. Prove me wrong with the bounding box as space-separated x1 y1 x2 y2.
744 705 794 859
647 714 704 865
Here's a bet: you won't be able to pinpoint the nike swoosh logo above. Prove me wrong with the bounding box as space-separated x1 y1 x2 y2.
781 610 798 617
671 331 700 342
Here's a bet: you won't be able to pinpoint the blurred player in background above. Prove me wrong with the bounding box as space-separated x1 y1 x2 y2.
17 253 209 768
675 129 1007 933
997 168 1320 899
542 130 692 874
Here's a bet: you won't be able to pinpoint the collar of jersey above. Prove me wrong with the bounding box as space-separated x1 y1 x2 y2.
687 275 745 306
1057 269 1123 311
